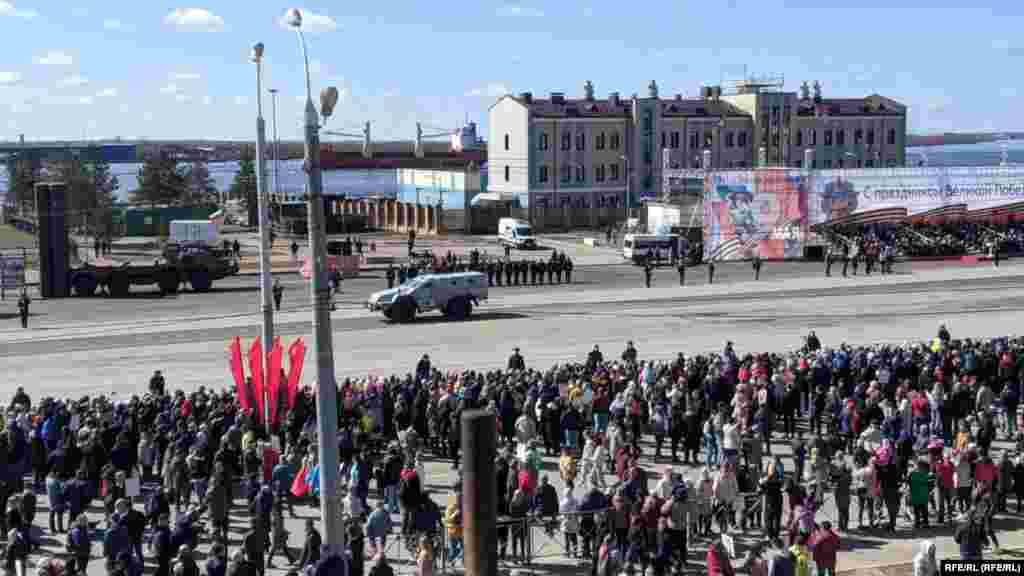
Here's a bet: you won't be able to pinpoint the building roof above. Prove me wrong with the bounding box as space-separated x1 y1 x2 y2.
517 96 632 118
796 94 906 117
661 98 749 118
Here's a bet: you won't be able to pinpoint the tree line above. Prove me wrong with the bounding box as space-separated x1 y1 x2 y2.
4 145 260 237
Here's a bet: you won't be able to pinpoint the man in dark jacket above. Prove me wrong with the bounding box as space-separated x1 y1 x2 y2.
151 515 173 576
313 546 346 576
954 509 988 560
243 518 267 576
298 519 322 569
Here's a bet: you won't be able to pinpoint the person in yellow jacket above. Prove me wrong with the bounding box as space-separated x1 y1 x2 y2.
559 449 578 485
445 497 463 563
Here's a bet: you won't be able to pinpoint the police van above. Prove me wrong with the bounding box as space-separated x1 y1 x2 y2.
366 271 488 323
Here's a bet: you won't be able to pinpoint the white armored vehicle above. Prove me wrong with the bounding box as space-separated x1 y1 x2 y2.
366 271 488 323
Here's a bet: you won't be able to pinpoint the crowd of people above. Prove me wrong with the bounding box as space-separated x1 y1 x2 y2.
384 249 575 289
824 222 1023 260
1 326 1022 576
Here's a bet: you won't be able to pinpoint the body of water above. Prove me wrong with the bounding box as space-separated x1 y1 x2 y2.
2 140 1023 202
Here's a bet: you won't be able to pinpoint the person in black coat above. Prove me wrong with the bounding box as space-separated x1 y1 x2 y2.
243 518 266 576
297 519 322 569
151 515 173 576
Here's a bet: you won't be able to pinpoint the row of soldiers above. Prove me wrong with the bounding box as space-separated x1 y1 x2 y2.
483 254 574 287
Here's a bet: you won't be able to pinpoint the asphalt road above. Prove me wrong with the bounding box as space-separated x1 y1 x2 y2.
1 257 911 328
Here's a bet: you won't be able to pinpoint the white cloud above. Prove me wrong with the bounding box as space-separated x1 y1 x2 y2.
103 18 135 32
465 82 508 98
78 96 94 105
278 8 337 34
37 51 73 66
175 93 192 103
172 72 201 81
0 71 20 85
164 8 225 32
497 4 544 17
0 1 38 19
96 88 117 98
926 96 953 114
60 75 88 87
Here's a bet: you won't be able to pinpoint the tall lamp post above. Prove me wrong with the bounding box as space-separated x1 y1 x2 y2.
286 7 343 554
619 154 630 226
269 88 281 211
251 42 274 429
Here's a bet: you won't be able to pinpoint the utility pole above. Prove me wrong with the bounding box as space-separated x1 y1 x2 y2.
269 88 281 213
251 43 274 429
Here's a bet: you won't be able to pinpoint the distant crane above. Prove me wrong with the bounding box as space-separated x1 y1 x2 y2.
415 122 481 158
415 123 458 158
323 121 372 158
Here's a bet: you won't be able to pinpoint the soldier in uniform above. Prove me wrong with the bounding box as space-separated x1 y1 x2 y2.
398 265 408 285
825 244 834 277
553 257 563 283
386 265 396 289
644 261 654 288
677 259 686 286
752 252 763 281
707 259 715 285
495 260 504 286
564 257 574 283
841 243 850 277
505 259 513 286
538 260 547 285
486 261 496 287
547 256 555 284
272 279 284 311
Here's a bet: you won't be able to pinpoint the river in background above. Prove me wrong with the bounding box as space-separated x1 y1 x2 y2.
1 140 1023 202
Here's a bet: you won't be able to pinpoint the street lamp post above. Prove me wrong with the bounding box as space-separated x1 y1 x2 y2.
269 88 281 209
251 42 274 429
287 7 343 555
620 154 630 226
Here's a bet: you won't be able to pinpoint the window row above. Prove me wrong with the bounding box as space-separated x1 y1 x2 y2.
659 131 749 150
536 163 622 183
794 127 897 147
536 131 622 151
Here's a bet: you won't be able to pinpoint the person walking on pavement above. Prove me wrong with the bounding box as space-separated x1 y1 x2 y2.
18 290 30 329
841 243 850 277
707 260 715 285
752 252 763 281
272 279 283 312
825 244 834 277
386 265 396 289
564 258 573 284
677 259 686 286
232 239 241 258
644 261 654 288
289 241 299 261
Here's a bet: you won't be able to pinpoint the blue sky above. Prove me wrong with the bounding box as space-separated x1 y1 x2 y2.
0 0 1021 142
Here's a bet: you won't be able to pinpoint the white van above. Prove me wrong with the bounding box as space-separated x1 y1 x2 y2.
498 218 536 249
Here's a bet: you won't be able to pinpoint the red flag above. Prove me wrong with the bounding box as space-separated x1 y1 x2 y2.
286 338 307 409
228 337 250 413
248 337 265 423
267 337 284 425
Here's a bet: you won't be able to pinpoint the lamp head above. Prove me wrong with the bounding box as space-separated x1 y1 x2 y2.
250 42 265 63
285 8 302 29
320 86 339 119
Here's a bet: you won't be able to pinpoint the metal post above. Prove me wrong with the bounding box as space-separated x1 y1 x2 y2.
254 55 274 430
297 27 342 554
461 410 497 576
269 88 281 209
623 155 630 225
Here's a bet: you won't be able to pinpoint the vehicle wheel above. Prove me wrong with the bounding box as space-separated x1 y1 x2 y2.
190 269 212 292
382 309 393 320
394 296 417 324
108 274 130 298
71 273 98 297
158 271 180 295
464 299 474 319
447 297 468 320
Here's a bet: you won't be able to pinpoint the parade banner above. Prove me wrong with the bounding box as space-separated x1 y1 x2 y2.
228 337 250 413
808 166 1024 227
286 337 307 409
267 337 284 426
703 169 808 261
248 336 265 423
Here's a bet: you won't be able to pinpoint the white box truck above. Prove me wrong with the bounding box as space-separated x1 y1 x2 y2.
498 218 536 249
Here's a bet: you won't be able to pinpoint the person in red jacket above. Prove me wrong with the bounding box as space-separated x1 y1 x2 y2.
707 538 735 576
809 521 841 576
934 452 956 524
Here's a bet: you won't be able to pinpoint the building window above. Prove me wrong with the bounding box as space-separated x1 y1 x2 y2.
661 132 667 149
810 130 817 146
538 132 549 151
538 165 548 183
575 165 584 183
704 131 713 148
824 159 832 168
838 159 844 168
504 134 510 150
561 165 571 183
610 163 620 180
610 132 620 150
671 132 680 149
725 132 734 148
887 128 896 145
795 130 803 147
576 133 585 151
561 132 571 151
596 132 606 150
854 129 863 144
837 130 845 146
504 165 509 181
643 113 652 131
596 165 606 182
867 130 875 145
795 159 803 168
689 133 699 149
866 159 874 168
738 131 747 148
824 130 833 147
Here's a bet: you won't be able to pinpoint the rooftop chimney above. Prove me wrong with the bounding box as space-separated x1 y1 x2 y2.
812 81 822 103
675 94 682 101
550 92 565 104
519 92 532 104
609 92 620 106
800 81 810 100
648 80 659 99
584 80 594 101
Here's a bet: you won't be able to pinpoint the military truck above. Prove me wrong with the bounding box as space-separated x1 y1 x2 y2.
68 242 240 297
366 271 488 323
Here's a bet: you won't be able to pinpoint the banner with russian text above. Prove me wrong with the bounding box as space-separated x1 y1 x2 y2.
286 338 307 409
248 337 265 423
267 337 283 426
228 337 250 413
